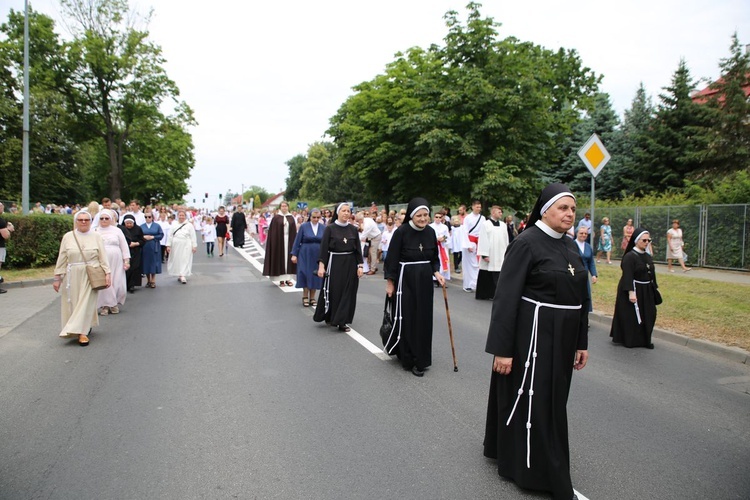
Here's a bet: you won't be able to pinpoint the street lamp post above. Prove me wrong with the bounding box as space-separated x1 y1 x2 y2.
21 0 30 214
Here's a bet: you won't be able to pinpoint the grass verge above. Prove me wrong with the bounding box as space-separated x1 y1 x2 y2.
592 265 750 352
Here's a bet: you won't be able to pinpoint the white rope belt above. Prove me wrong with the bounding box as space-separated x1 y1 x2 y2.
507 296 582 469
384 261 430 354
632 279 651 324
322 252 353 314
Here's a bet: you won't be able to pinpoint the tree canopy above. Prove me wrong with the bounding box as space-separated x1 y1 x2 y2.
0 0 195 206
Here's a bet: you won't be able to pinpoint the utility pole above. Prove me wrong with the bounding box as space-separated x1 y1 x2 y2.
21 0 30 214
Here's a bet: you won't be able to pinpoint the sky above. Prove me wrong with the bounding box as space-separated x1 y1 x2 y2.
3 0 749 206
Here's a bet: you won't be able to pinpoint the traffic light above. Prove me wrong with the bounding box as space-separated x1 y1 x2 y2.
205 192 208 198
193 199 196 203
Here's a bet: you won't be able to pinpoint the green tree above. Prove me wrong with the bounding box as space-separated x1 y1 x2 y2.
327 3 600 209
284 154 306 199
58 0 195 200
243 185 271 205
549 92 620 194
648 59 712 191
697 33 750 176
0 9 83 203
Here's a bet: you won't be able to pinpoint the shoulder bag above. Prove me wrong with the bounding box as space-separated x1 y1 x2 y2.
72 232 108 291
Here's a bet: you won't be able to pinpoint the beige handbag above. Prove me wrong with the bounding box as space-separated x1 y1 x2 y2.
72 232 107 291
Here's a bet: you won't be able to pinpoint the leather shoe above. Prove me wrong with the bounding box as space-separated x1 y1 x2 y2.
411 366 425 377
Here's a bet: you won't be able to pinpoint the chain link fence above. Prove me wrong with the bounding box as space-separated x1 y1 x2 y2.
592 204 748 271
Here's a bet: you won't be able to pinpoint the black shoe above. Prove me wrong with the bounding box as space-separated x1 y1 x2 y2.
411 366 425 377
128 287 135 293
647 343 655 349
0 288 7 294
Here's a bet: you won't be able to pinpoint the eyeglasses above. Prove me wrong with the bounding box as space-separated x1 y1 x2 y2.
145 215 153 218
76 219 91 223
642 238 652 242
100 217 110 220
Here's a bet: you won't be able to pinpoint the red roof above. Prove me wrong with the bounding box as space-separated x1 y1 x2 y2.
691 74 750 105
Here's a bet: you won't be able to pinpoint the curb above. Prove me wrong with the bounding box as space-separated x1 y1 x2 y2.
4 277 748 366
590 311 749 365
3 278 53 289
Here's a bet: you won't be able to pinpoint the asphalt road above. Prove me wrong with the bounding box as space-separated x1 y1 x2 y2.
0 242 748 500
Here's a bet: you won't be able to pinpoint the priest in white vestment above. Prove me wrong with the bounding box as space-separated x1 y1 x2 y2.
461 200 485 292
475 205 509 300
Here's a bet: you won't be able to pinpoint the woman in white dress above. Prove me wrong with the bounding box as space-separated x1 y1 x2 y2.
52 211 112 346
95 209 130 315
666 219 691 272
167 210 198 283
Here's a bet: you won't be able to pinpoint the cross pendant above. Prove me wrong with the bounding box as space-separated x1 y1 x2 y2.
343 237 347 244
568 263 575 276
419 244 424 252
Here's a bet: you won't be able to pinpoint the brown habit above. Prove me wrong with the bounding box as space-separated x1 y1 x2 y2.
262 213 297 277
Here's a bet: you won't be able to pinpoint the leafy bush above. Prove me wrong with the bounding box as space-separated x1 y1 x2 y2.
1 214 73 269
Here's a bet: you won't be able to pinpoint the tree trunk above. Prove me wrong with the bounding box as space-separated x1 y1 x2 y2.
106 130 122 200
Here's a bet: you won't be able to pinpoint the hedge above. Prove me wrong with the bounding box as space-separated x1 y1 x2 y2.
1 214 74 269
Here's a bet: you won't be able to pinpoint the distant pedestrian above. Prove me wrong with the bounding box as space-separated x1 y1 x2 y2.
122 215 145 293
214 206 230 257
610 228 660 349
140 213 164 288
167 210 198 284
0 202 15 294
290 208 324 307
202 216 217 256
263 201 297 287
666 219 691 272
231 206 247 248
94 209 129 315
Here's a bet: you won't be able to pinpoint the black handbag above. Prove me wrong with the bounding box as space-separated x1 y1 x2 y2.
379 295 395 350
654 286 663 305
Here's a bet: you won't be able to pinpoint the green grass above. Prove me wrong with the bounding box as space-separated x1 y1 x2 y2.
592 265 750 352
2 265 56 282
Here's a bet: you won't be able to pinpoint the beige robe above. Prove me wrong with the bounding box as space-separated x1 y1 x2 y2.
167 222 197 277
54 230 111 337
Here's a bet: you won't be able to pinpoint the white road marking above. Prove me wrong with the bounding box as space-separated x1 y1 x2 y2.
574 488 591 500
229 236 301 292
232 234 391 358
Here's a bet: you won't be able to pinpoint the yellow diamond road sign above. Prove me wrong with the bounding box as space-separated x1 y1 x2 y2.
577 133 611 178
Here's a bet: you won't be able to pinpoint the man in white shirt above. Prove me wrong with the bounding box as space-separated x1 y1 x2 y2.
359 211 382 275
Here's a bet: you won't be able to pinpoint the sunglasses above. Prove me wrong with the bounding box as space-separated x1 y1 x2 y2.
642 238 652 242
100 217 110 220
145 215 153 218
76 219 91 223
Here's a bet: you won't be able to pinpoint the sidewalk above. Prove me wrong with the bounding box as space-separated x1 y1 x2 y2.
2 266 749 364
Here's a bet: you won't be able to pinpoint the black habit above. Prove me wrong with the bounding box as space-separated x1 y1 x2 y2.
484 224 588 500
230 211 247 248
262 213 297 277
313 223 363 326
122 222 145 291
610 248 659 348
383 222 440 370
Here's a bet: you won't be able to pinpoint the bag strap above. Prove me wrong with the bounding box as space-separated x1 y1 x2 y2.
71 231 94 267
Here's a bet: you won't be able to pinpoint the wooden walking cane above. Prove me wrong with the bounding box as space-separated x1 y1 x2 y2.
442 284 458 372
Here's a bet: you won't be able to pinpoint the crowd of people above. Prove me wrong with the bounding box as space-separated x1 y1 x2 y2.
2 183 676 500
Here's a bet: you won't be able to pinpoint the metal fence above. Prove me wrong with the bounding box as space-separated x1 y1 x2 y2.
592 204 749 271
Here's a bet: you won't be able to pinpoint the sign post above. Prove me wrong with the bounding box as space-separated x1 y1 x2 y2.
577 134 611 241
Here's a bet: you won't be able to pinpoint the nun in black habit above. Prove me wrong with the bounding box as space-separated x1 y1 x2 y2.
313 203 364 331
483 183 589 500
610 228 659 348
122 214 145 293
383 198 445 377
